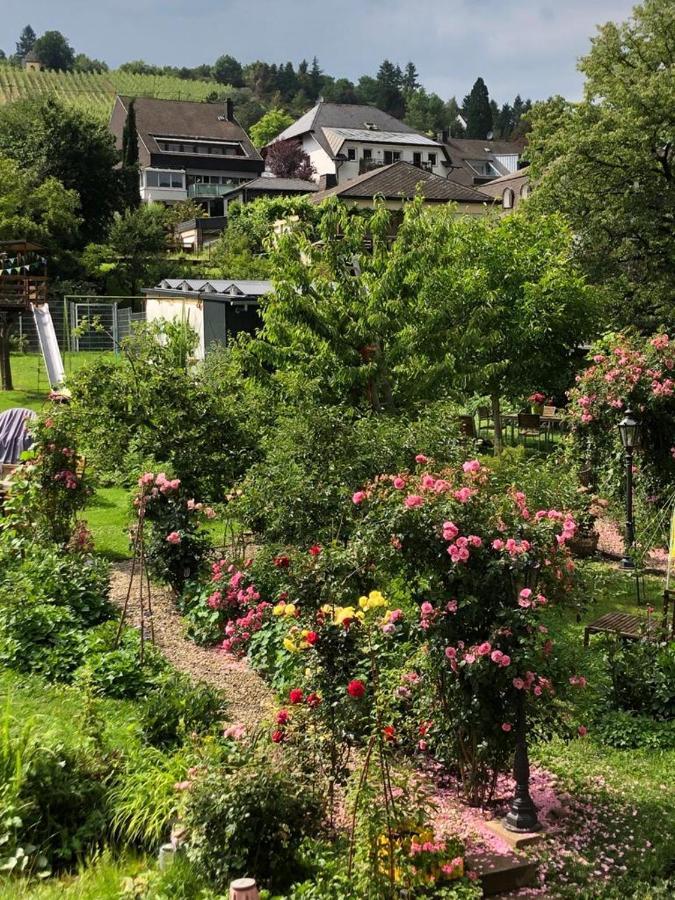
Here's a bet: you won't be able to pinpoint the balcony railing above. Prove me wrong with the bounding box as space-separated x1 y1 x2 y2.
188 183 239 199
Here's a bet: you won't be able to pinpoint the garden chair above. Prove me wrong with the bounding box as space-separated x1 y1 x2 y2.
583 589 675 647
517 413 542 448
476 405 492 434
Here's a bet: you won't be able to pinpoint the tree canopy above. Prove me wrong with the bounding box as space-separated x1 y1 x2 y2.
526 0 675 331
249 108 294 148
0 98 124 242
463 77 493 139
32 30 75 71
246 201 596 438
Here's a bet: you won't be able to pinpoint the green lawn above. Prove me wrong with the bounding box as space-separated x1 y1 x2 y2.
83 486 132 560
0 352 113 413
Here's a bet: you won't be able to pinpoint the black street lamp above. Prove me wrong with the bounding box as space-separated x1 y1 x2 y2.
618 409 640 569
503 690 541 833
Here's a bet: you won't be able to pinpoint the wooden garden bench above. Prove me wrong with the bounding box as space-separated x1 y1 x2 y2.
584 589 675 647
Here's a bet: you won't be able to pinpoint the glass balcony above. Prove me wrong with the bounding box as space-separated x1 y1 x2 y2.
188 182 240 199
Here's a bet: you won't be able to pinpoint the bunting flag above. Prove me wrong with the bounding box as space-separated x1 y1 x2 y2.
0 255 47 276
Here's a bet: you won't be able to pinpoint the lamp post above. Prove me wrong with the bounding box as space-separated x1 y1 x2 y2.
503 690 541 833
618 409 639 569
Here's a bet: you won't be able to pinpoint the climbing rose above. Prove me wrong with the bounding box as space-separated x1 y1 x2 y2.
289 688 304 704
347 679 366 699
165 531 181 544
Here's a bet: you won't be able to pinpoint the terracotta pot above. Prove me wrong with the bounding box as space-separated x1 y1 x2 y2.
230 878 259 900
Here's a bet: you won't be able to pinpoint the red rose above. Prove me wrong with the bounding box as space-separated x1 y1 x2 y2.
305 631 318 645
271 729 285 743
383 725 396 742
309 544 322 557
306 692 321 708
276 709 290 725
347 679 366 699
273 555 291 568
289 688 304 704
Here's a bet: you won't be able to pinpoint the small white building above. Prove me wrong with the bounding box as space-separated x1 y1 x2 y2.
266 102 450 186
143 279 271 359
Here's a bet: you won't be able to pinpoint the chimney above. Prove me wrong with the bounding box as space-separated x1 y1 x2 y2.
318 173 338 190
225 99 234 121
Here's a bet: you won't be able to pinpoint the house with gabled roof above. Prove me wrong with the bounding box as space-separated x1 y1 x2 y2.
477 167 531 211
437 135 527 187
309 160 491 213
266 101 450 186
109 96 264 215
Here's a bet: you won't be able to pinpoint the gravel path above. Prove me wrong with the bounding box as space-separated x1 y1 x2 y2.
109 561 275 733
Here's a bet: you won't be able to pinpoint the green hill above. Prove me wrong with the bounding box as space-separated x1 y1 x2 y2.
0 64 225 120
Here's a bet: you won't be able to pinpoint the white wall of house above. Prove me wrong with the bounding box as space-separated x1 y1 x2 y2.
303 137 446 184
145 295 206 359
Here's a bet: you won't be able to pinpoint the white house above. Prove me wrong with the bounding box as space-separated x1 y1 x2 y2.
266 102 450 186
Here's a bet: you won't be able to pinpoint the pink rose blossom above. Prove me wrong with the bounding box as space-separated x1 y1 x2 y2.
352 491 366 505
415 453 429 464
462 459 481 474
443 521 459 541
513 677 525 690
393 476 406 490
166 531 181 544
501 722 512 732
405 494 424 508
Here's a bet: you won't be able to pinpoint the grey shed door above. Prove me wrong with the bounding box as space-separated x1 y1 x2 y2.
203 300 227 353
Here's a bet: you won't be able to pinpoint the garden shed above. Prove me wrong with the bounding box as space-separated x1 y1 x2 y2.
143 279 271 359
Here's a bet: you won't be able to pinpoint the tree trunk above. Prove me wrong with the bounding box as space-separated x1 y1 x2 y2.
491 392 503 455
0 312 16 392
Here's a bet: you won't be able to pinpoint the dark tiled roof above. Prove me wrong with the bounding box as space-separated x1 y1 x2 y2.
146 279 272 298
270 102 428 158
310 161 490 205
115 96 261 161
440 137 525 186
240 176 319 192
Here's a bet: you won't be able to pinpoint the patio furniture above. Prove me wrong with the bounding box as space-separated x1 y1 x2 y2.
517 413 543 447
476 405 492 433
457 415 478 439
584 589 675 647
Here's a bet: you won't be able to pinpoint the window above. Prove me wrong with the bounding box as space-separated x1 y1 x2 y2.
363 148 372 159
146 170 183 189
467 159 499 177
383 150 401 164
413 152 422 166
502 188 514 209
428 152 437 166
520 183 530 200
347 147 356 161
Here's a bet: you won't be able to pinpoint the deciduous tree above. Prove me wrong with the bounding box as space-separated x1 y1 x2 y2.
32 30 75 71
265 139 314 180
527 0 674 331
250 108 294 148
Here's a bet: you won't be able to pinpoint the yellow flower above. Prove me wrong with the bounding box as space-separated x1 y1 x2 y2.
284 603 297 617
358 595 369 610
273 603 286 617
334 606 356 624
368 590 386 608
283 637 298 653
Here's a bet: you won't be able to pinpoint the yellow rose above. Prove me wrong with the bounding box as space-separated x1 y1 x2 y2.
284 604 297 617
358 595 369 610
283 637 298 653
368 590 386 608
273 603 286 617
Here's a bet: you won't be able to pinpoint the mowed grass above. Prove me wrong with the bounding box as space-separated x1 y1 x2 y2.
0 352 114 413
83 486 133 560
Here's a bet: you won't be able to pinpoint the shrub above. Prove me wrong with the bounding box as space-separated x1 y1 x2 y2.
0 545 112 681
566 331 675 505
603 637 675 721
138 673 226 749
232 401 466 544
135 471 212 594
4 408 92 546
183 755 323 892
74 622 168 701
66 321 257 498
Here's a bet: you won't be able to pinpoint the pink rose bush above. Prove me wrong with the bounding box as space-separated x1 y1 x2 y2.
567 331 675 504
134 472 211 593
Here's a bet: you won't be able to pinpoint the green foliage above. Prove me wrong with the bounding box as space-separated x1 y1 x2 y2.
74 624 168 701
0 542 112 681
0 154 81 252
250 108 294 147
462 77 492 138
82 205 168 295
138 673 226 749
526 0 675 329
0 97 123 242
66 321 256 499
233 400 465 544
603 637 675 721
32 31 75 72
4 408 92 545
183 751 323 891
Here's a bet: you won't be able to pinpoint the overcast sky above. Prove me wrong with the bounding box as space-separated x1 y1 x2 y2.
3 1 637 103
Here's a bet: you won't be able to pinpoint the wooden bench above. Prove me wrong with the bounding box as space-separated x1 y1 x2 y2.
584 589 675 647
